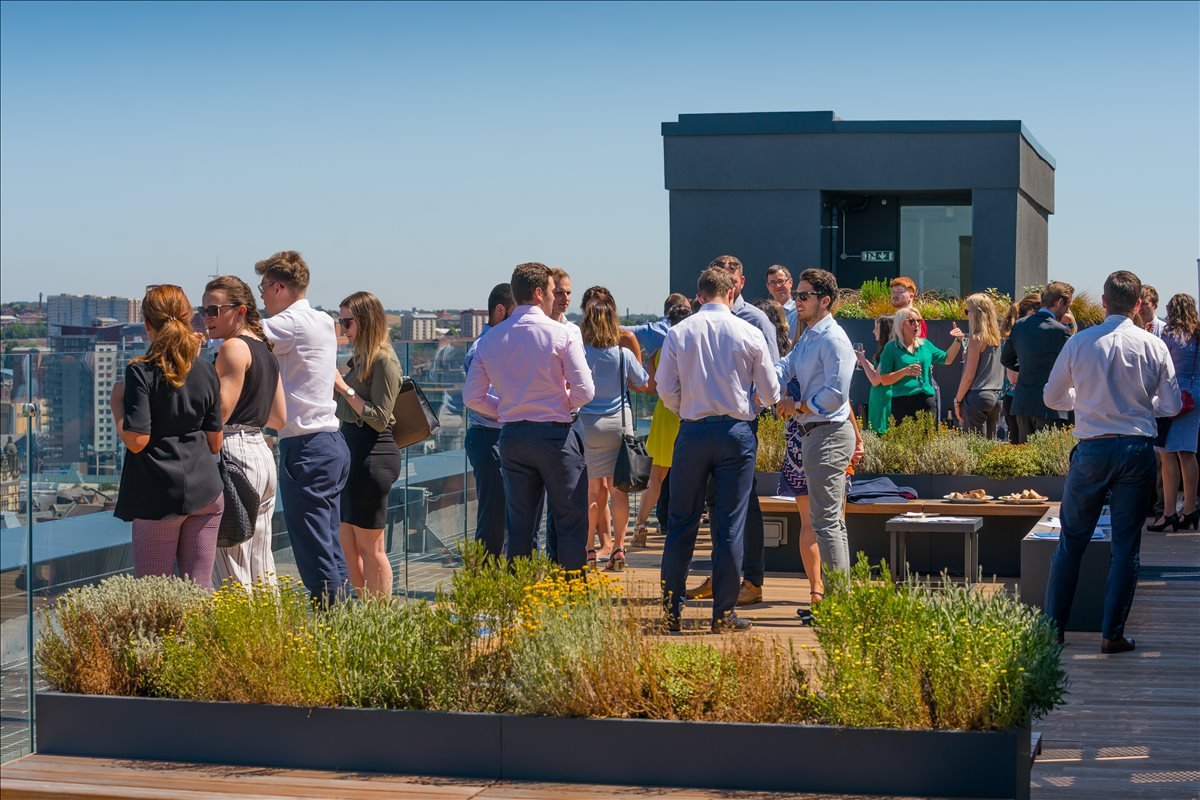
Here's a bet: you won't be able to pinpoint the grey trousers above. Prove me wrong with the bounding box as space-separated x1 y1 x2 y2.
800 419 856 574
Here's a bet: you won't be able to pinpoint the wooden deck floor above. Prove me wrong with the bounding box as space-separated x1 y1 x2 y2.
2 517 1197 799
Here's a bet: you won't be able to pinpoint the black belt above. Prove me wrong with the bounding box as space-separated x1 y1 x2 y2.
508 420 574 428
798 420 834 435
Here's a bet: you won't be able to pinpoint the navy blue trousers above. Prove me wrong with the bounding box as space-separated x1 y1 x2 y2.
1046 436 1156 640
465 426 506 557
661 417 757 620
278 431 351 604
498 422 588 571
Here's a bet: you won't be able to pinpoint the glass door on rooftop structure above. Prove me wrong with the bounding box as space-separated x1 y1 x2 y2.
899 204 972 297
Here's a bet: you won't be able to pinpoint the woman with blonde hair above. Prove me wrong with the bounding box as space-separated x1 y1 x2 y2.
877 306 963 423
578 295 648 570
1149 293 1200 532
950 293 1005 437
112 285 224 588
201 276 286 589
333 291 404 596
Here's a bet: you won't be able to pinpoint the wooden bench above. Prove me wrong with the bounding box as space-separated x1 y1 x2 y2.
758 497 1050 576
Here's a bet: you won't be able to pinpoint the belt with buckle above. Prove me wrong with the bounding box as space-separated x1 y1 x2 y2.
798 420 833 435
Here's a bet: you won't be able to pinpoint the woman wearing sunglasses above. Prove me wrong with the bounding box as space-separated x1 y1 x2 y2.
877 307 963 424
333 291 403 597
201 276 286 589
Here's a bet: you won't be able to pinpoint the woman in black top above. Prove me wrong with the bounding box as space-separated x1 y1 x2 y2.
112 285 224 589
202 276 286 589
333 291 403 597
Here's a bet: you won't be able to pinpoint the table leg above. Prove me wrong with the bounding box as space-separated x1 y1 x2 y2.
964 532 978 585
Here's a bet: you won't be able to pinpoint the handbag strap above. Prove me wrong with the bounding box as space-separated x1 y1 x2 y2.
618 348 629 432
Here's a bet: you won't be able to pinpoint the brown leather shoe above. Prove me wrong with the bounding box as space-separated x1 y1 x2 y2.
684 576 713 600
1101 636 1136 654
736 580 762 606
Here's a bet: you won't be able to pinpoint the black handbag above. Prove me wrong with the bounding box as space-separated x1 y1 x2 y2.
391 376 441 449
613 350 652 493
217 453 259 548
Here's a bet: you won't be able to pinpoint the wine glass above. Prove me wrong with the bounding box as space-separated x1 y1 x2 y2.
852 342 865 371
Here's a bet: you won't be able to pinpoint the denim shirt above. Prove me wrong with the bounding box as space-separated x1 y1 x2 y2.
775 313 854 425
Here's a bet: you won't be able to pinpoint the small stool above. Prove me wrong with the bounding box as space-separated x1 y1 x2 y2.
885 515 984 583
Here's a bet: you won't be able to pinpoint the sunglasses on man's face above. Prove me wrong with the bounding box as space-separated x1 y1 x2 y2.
791 290 828 302
710 260 741 271
197 304 237 318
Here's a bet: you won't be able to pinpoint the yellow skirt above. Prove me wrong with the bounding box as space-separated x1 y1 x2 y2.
645 399 681 467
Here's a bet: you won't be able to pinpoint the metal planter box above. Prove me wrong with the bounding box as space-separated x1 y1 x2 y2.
36 692 1032 799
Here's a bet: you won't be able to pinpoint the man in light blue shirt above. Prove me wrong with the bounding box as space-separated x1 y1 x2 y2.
766 264 798 339
776 268 858 610
657 266 781 633
463 283 515 557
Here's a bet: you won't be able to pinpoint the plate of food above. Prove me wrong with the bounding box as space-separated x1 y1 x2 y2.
999 489 1049 504
901 511 930 518
943 489 994 503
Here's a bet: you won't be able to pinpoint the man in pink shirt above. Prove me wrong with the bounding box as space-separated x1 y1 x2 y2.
464 262 596 570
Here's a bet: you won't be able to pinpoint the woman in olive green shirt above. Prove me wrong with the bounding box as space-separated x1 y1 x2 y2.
877 307 963 424
333 291 403 597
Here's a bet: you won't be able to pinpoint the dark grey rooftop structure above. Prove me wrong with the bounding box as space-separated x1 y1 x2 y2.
662 111 1055 300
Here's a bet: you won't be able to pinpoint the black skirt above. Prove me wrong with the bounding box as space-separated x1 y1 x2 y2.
340 422 402 529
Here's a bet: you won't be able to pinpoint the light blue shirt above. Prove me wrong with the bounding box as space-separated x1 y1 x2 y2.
580 345 648 416
783 299 798 339
463 325 501 430
776 313 855 425
623 318 671 357
657 303 781 421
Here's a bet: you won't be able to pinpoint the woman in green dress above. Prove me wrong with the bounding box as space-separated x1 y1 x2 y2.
856 314 895 433
876 307 963 423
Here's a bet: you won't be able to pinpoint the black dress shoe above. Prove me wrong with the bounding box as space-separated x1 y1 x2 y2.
1056 632 1065 645
661 614 682 633
711 612 752 633
1101 636 1136 654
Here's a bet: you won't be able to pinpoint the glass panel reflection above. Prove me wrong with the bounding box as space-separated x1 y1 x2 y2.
900 205 973 296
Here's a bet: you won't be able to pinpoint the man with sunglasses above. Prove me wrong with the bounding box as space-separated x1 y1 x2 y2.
254 250 352 605
776 268 858 602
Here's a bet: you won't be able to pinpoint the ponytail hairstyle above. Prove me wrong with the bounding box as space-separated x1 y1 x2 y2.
204 275 273 351
134 285 201 388
340 291 390 382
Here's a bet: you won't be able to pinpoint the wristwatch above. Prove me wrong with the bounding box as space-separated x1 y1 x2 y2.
344 387 356 398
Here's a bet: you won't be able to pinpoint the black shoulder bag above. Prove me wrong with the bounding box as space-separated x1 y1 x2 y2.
613 349 652 493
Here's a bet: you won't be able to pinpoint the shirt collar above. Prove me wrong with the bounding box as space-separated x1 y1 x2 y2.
808 313 836 333
1037 308 1055 317
513 304 547 319
732 295 747 313
699 302 732 315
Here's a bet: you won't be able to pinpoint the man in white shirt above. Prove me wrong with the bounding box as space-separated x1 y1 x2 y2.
255 251 352 604
1138 285 1167 337
656 267 781 633
1043 270 1181 654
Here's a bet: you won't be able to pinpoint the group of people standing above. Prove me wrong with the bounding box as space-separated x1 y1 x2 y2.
112 252 407 604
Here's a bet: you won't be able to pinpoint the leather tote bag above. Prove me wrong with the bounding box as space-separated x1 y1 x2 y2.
217 453 259 548
392 376 441 449
613 350 652 493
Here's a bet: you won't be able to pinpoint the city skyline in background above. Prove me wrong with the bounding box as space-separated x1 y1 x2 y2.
1 1 1197 312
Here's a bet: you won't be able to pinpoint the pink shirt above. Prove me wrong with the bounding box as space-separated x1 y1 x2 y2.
464 305 595 423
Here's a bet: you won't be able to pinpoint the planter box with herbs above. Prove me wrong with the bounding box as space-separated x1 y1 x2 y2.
34 556 1065 799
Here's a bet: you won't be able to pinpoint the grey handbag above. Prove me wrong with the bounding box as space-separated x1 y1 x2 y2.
217 453 259 548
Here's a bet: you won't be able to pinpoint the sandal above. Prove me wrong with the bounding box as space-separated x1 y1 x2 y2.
797 591 824 625
606 548 626 572
631 524 649 547
586 549 598 570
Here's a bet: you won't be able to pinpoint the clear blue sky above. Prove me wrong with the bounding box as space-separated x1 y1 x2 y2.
2 1 1196 313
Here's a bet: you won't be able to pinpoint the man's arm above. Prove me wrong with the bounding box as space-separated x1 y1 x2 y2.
559 330 595 410
463 351 500 419
1000 328 1019 372
1151 342 1182 418
261 314 295 355
807 336 855 415
1042 345 1076 411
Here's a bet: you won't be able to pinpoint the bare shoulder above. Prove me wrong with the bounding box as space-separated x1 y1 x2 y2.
217 337 252 368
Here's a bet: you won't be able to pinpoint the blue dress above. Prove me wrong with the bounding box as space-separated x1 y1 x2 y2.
1163 333 1200 453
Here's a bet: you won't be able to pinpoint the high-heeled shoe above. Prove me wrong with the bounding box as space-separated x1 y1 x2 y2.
1179 510 1199 531
1147 514 1180 532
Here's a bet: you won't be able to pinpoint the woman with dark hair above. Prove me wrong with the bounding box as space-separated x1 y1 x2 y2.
201 276 285 589
856 314 896 434
111 285 224 588
631 298 692 545
578 296 648 570
1149 293 1200 532
754 299 793 357
333 291 404 596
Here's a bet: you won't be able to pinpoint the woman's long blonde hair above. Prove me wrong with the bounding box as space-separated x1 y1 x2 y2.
340 291 391 381
965 293 1001 348
580 298 621 348
891 307 923 350
133 285 201 388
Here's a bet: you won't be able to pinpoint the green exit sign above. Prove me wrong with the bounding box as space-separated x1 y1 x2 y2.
862 250 895 263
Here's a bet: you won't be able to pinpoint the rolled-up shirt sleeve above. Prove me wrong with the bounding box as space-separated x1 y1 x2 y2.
656 336 682 414
1152 347 1182 418
464 351 500 419
1043 346 1076 411
559 330 595 410
808 336 855 416
751 339 782 407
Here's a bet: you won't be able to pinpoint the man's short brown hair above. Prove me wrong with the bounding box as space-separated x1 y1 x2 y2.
1041 281 1075 309
549 267 570 281
799 268 839 311
254 250 310 291
697 267 736 300
766 264 792 281
511 262 551 305
890 276 917 295
1140 285 1159 307
708 255 743 274
1104 271 1141 316
664 292 690 316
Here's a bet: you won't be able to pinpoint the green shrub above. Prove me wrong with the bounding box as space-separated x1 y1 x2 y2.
1025 426 1074 477
976 445 1042 479
36 575 206 696
812 558 1067 730
755 413 787 473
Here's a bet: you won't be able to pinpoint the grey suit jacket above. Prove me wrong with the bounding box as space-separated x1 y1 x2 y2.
1000 312 1071 420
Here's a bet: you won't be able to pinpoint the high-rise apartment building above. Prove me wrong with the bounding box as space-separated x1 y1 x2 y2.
459 310 487 340
47 294 140 332
399 312 438 342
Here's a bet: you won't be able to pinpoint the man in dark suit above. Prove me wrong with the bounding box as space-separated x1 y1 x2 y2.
1001 281 1074 444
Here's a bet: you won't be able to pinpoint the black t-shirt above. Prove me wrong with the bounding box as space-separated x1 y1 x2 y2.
114 359 223 522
